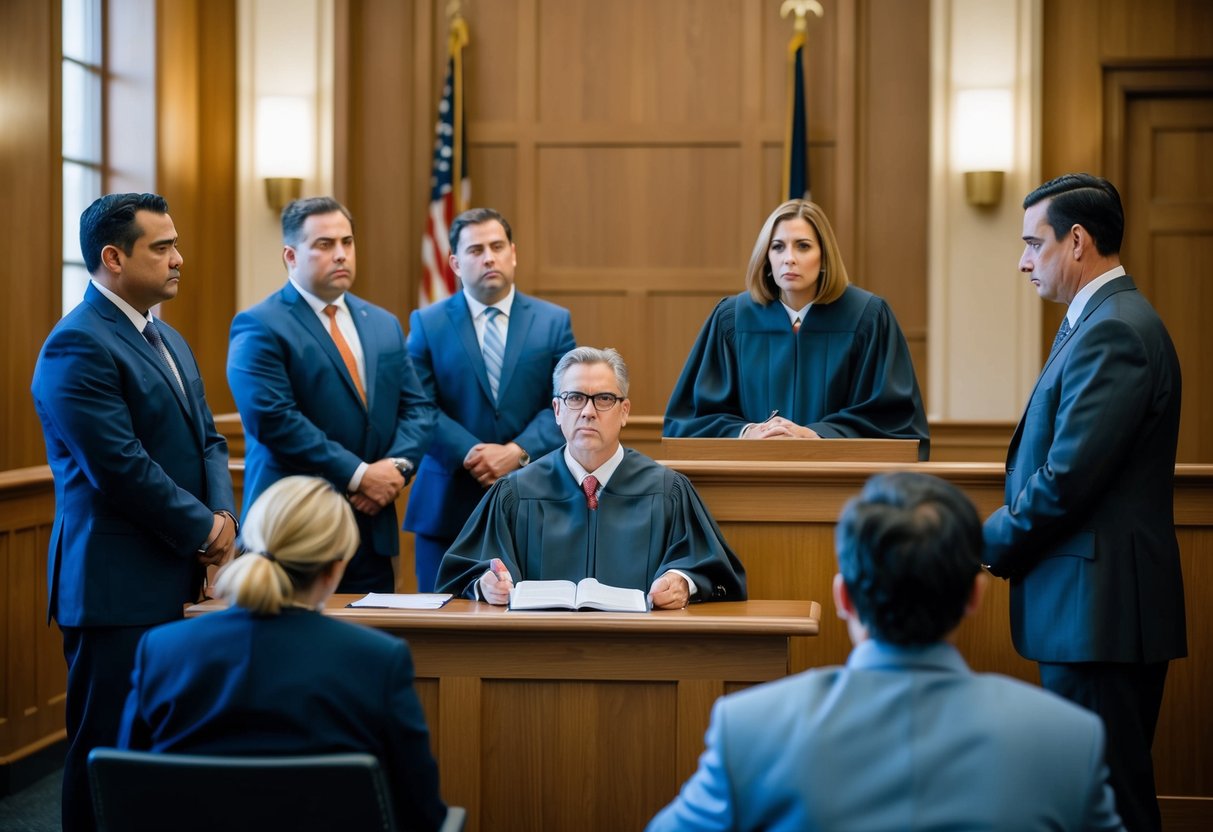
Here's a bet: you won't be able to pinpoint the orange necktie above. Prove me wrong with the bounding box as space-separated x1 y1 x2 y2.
324 304 367 406
793 317 801 333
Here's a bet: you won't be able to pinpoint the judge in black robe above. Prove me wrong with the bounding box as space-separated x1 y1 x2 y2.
436 447 746 601
436 347 746 607
664 200 929 459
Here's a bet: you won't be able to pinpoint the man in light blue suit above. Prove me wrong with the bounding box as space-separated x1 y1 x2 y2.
649 472 1124 832
405 208 575 591
228 197 435 593
32 193 236 832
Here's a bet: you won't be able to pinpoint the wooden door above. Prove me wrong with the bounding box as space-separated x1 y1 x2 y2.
1108 66 1213 463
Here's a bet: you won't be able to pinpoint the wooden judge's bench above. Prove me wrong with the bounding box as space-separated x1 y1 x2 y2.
2 425 1211 830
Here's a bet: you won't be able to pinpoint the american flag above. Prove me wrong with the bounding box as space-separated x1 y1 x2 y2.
420 19 470 307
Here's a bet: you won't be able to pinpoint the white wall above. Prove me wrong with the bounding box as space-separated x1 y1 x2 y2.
236 0 335 310
928 0 1042 420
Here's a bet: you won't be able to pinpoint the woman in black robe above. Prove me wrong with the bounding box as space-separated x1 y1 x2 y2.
664 199 929 459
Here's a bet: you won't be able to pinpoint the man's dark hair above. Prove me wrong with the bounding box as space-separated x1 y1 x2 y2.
281 197 355 246
449 207 513 254
80 193 169 274
835 472 982 646
1023 173 1124 256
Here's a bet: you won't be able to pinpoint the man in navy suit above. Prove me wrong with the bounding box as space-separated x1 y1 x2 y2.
650 472 1123 832
404 207 574 591
31 193 237 832
228 197 435 594
984 174 1186 832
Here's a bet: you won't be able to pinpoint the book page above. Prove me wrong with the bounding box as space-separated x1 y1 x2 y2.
509 580 578 610
575 578 650 613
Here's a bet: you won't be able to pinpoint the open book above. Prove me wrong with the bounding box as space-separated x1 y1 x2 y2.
508 577 650 613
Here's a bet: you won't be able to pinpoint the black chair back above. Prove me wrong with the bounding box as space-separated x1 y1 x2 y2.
88 748 396 832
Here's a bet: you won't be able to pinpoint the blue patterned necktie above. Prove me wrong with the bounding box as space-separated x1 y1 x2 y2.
482 307 505 402
143 319 186 395
1050 317 1071 357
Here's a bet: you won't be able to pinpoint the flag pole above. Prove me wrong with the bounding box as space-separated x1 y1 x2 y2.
421 1 472 307
448 0 469 213
780 0 823 201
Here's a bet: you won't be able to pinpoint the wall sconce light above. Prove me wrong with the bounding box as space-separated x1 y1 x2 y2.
256 96 311 213
954 89 1013 209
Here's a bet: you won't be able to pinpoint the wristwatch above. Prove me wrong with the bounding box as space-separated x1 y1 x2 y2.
518 450 531 468
390 457 415 485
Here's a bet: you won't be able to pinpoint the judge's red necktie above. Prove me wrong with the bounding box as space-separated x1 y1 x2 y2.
792 317 801 333
582 475 600 510
324 304 367 406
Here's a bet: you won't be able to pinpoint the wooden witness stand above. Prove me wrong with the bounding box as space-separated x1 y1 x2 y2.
186 597 820 832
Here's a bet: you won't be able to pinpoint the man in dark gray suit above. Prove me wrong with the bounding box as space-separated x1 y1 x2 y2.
984 173 1186 832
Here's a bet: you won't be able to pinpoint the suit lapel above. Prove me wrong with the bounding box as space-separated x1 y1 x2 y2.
282 285 367 409
1007 275 1138 464
498 293 534 397
448 293 496 403
156 325 210 441
86 286 196 427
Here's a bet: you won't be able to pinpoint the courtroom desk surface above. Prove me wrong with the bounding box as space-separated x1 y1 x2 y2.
187 597 820 637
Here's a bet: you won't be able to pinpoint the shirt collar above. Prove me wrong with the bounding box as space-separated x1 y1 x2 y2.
290 277 349 316
564 443 625 490
1066 265 1126 326
91 279 155 332
464 286 516 320
846 639 970 674
779 299 813 326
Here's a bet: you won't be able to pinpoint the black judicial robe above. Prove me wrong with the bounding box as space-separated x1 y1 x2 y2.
435 448 747 601
663 287 930 459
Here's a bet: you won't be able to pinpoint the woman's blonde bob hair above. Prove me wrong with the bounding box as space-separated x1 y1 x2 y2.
744 199 850 306
213 476 359 615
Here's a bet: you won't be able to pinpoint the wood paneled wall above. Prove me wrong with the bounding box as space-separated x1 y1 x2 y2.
339 0 930 417
0 0 59 472
155 0 239 415
0 468 64 769
1041 0 1213 462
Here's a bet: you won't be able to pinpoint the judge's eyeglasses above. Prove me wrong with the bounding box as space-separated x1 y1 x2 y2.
557 391 624 411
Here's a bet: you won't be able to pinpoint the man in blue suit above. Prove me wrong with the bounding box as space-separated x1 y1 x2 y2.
31 193 237 832
228 197 435 593
984 174 1186 832
649 472 1123 832
404 207 575 591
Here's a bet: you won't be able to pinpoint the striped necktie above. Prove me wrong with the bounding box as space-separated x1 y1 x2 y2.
483 307 505 402
142 319 186 395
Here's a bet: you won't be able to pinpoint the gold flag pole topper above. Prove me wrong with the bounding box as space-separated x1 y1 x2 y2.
447 0 470 213
780 0 824 32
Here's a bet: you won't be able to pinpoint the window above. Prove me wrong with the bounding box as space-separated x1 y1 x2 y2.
61 0 105 316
